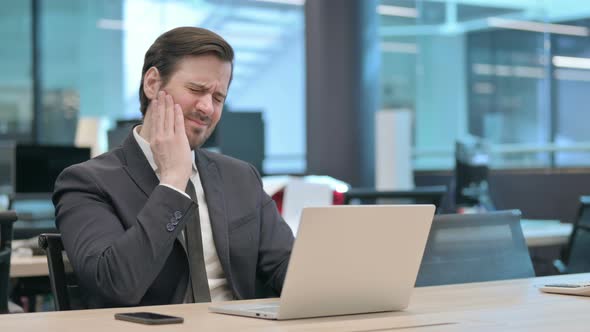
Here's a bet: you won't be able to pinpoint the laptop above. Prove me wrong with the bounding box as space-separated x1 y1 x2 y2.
209 204 435 320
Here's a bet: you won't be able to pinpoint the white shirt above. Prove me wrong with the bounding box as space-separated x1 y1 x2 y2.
133 126 233 302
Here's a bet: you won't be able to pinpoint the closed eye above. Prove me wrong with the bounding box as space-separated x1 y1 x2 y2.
186 83 226 103
188 87 204 94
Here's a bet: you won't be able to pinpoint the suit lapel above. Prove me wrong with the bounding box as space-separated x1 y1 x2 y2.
195 150 234 290
120 128 192 303
121 130 189 253
121 130 235 292
121 130 159 198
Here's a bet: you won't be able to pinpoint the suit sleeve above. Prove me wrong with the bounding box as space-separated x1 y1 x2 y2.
248 165 294 294
53 164 195 306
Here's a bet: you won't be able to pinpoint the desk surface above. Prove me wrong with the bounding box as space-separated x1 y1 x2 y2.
9 256 48 278
2 273 590 331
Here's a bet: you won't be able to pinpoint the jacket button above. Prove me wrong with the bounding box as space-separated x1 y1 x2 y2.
174 211 183 220
166 223 175 232
171 217 179 226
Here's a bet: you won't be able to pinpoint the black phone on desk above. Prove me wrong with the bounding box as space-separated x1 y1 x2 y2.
115 312 184 325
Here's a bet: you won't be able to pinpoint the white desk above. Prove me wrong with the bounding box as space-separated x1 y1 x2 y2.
521 219 573 247
9 256 48 278
1 273 590 331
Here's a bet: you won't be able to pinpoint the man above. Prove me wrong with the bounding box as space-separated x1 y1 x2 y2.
53 27 294 308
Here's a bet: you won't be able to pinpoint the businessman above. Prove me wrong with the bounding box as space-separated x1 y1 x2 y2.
53 27 294 308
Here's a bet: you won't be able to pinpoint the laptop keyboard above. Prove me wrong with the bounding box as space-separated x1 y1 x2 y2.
544 283 590 288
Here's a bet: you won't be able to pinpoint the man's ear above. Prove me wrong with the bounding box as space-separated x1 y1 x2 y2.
143 67 162 100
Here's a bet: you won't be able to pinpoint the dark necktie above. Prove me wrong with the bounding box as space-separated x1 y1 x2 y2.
185 179 212 302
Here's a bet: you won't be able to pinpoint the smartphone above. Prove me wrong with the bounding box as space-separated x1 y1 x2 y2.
114 312 184 325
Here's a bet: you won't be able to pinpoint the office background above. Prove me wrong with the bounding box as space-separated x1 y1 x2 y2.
3 0 590 316
2 0 590 220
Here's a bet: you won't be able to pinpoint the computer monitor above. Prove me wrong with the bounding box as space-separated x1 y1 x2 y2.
107 119 141 151
343 186 447 211
204 111 265 174
12 144 91 199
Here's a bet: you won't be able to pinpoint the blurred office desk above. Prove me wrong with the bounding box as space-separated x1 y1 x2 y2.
344 186 447 207
6 221 565 276
10 199 58 240
10 256 48 278
521 219 573 247
13 220 58 240
2 273 590 331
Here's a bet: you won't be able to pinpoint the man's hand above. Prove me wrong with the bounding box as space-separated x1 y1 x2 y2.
143 91 192 190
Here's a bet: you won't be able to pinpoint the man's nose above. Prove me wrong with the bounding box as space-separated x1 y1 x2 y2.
195 94 214 116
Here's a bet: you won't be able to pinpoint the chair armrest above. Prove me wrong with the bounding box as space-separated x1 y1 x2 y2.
553 259 567 274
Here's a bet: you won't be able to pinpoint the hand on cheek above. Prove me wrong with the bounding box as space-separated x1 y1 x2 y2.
146 91 193 191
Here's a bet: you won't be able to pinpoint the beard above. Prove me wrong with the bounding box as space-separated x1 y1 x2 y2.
187 125 216 150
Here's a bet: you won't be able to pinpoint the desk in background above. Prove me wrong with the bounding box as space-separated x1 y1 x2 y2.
343 186 447 207
13 219 57 240
10 256 48 278
7 220 572 278
521 219 573 247
10 199 58 240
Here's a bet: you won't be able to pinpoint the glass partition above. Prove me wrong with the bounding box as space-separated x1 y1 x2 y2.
9 0 305 174
0 1 33 143
379 0 590 169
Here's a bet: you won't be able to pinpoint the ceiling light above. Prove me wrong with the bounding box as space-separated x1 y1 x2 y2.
553 56 590 70
488 18 589 37
253 0 305 5
380 42 418 54
97 19 124 30
377 5 417 18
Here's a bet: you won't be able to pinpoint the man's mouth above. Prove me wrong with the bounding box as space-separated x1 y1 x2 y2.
186 116 210 127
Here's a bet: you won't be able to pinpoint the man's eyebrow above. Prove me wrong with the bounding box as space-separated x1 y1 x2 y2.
186 82 208 90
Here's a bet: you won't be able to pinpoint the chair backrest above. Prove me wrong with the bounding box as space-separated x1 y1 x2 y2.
344 185 447 210
38 233 85 311
0 211 18 314
416 210 535 287
562 196 590 273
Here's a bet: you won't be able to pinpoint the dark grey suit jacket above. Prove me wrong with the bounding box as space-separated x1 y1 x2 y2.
52 131 294 308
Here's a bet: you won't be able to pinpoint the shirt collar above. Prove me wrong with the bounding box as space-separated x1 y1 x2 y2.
133 125 197 174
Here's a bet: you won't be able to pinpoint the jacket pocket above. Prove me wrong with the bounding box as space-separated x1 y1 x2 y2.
229 211 257 232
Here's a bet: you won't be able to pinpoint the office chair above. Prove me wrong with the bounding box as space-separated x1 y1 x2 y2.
554 196 590 274
416 210 535 286
344 185 447 212
38 233 85 311
0 211 18 314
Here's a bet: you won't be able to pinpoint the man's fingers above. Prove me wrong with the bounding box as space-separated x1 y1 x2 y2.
155 91 165 137
148 96 159 140
164 94 174 134
174 104 185 135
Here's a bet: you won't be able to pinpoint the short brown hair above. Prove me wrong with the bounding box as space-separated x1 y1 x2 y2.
139 27 234 116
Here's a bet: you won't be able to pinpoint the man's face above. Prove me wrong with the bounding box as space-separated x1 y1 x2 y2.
160 54 232 149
